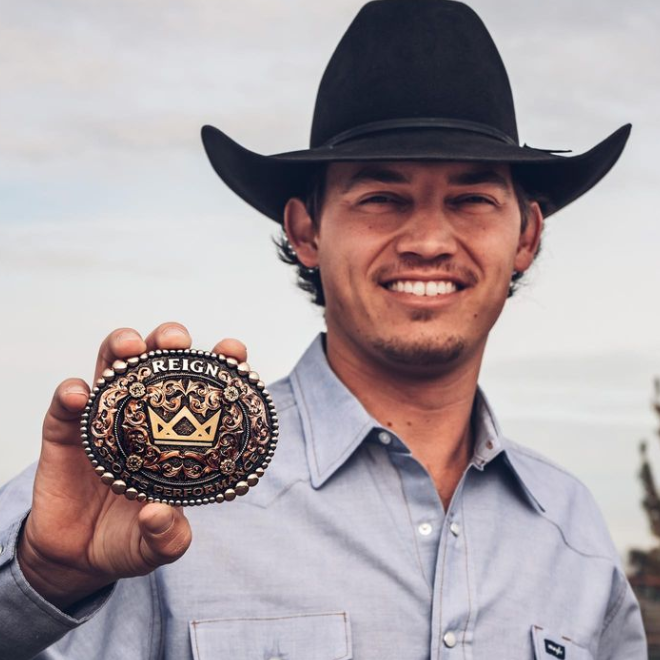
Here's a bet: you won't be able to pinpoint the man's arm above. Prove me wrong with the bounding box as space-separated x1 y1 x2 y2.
15 324 195 612
596 573 647 660
0 323 247 659
0 465 118 659
0 514 157 660
0 516 112 659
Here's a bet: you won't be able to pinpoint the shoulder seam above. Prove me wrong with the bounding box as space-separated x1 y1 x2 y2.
539 513 616 562
504 444 617 560
601 573 628 633
240 477 309 509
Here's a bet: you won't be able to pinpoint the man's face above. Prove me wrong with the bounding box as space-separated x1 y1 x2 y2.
286 160 542 374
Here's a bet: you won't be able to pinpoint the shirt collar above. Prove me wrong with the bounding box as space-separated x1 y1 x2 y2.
290 334 376 489
471 388 546 513
290 334 545 513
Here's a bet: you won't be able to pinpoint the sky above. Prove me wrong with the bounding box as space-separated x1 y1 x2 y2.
0 0 659 560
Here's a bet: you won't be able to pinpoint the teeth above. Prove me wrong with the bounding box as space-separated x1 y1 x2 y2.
412 282 425 296
387 280 458 297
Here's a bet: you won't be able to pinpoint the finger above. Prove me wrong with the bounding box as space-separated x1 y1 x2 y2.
42 378 91 447
137 504 192 569
38 379 103 505
144 322 192 352
94 328 146 382
211 338 248 363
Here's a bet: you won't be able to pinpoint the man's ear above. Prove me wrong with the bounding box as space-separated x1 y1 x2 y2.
513 201 544 273
283 198 320 268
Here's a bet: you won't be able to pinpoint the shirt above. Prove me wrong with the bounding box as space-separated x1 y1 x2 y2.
0 335 647 660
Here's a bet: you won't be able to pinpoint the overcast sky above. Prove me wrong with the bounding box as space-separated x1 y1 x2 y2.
1 0 659 558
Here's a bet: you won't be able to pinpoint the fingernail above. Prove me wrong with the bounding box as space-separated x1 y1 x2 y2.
64 384 87 396
162 326 186 338
145 509 174 535
118 330 140 342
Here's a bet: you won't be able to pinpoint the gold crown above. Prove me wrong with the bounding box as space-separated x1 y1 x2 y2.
148 406 221 446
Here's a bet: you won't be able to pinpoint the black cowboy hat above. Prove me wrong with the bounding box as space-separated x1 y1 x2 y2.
202 0 631 221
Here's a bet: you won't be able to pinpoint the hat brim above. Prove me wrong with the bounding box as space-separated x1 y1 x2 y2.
201 123 631 221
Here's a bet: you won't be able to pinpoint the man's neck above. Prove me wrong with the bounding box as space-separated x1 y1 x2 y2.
325 333 484 509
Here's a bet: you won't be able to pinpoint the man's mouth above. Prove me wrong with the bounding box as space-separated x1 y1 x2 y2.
385 280 460 297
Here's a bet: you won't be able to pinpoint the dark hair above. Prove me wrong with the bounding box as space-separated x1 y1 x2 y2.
275 166 328 306
275 165 542 306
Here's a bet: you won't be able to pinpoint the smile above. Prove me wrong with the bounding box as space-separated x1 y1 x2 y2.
386 280 459 297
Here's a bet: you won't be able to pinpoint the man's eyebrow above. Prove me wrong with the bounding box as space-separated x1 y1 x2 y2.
340 166 410 193
447 169 512 192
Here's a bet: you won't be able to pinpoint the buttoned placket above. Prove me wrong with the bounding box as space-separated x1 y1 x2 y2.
385 445 444 589
375 429 479 658
430 467 479 660
378 428 484 659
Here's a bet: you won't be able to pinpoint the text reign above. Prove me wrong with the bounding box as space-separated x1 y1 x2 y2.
152 357 220 378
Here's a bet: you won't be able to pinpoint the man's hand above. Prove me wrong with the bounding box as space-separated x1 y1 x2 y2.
17 322 248 610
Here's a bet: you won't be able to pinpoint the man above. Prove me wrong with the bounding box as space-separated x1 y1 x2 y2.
0 0 647 658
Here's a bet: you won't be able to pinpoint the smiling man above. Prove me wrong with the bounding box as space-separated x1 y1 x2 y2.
281 160 543 508
290 162 534 366
0 1 647 659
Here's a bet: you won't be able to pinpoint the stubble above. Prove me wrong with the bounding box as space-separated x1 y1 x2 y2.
371 334 466 367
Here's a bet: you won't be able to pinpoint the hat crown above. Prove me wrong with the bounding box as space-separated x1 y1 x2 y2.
310 0 518 148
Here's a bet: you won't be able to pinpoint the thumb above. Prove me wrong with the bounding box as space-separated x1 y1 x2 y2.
137 504 192 570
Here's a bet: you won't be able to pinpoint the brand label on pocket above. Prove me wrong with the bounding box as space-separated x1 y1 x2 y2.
544 639 566 658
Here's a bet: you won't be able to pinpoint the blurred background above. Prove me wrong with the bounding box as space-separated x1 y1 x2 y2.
1 0 659 610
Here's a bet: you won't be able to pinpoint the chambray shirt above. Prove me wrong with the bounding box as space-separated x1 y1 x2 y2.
0 335 647 660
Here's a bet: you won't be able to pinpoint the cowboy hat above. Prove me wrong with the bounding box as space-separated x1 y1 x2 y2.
201 0 631 221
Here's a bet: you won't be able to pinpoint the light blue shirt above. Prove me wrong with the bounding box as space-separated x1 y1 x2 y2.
0 335 647 659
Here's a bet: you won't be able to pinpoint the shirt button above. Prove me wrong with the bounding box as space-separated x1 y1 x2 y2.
378 431 392 445
443 631 457 648
418 522 433 536
450 522 461 537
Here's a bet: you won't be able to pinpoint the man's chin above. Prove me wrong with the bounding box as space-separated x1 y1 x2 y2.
371 335 466 368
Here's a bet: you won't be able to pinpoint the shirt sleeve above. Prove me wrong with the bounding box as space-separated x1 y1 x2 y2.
596 573 648 660
0 466 160 660
0 513 116 660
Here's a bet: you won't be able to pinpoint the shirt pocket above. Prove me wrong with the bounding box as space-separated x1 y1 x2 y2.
531 625 593 660
190 611 352 660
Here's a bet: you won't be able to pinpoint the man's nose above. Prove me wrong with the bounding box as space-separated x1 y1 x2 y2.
394 205 458 259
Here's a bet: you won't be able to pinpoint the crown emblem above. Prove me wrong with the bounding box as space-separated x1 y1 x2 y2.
147 406 221 446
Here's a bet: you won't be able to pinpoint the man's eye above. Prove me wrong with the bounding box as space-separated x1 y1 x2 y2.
453 195 496 206
358 194 401 206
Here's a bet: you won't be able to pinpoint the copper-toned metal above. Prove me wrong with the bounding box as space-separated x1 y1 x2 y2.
81 349 279 506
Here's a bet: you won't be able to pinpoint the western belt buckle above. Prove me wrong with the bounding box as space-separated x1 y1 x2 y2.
80 349 278 506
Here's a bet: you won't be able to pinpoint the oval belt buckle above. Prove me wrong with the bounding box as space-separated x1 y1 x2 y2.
80 349 278 506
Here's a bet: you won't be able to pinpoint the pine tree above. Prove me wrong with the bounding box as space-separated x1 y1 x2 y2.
629 378 660 657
